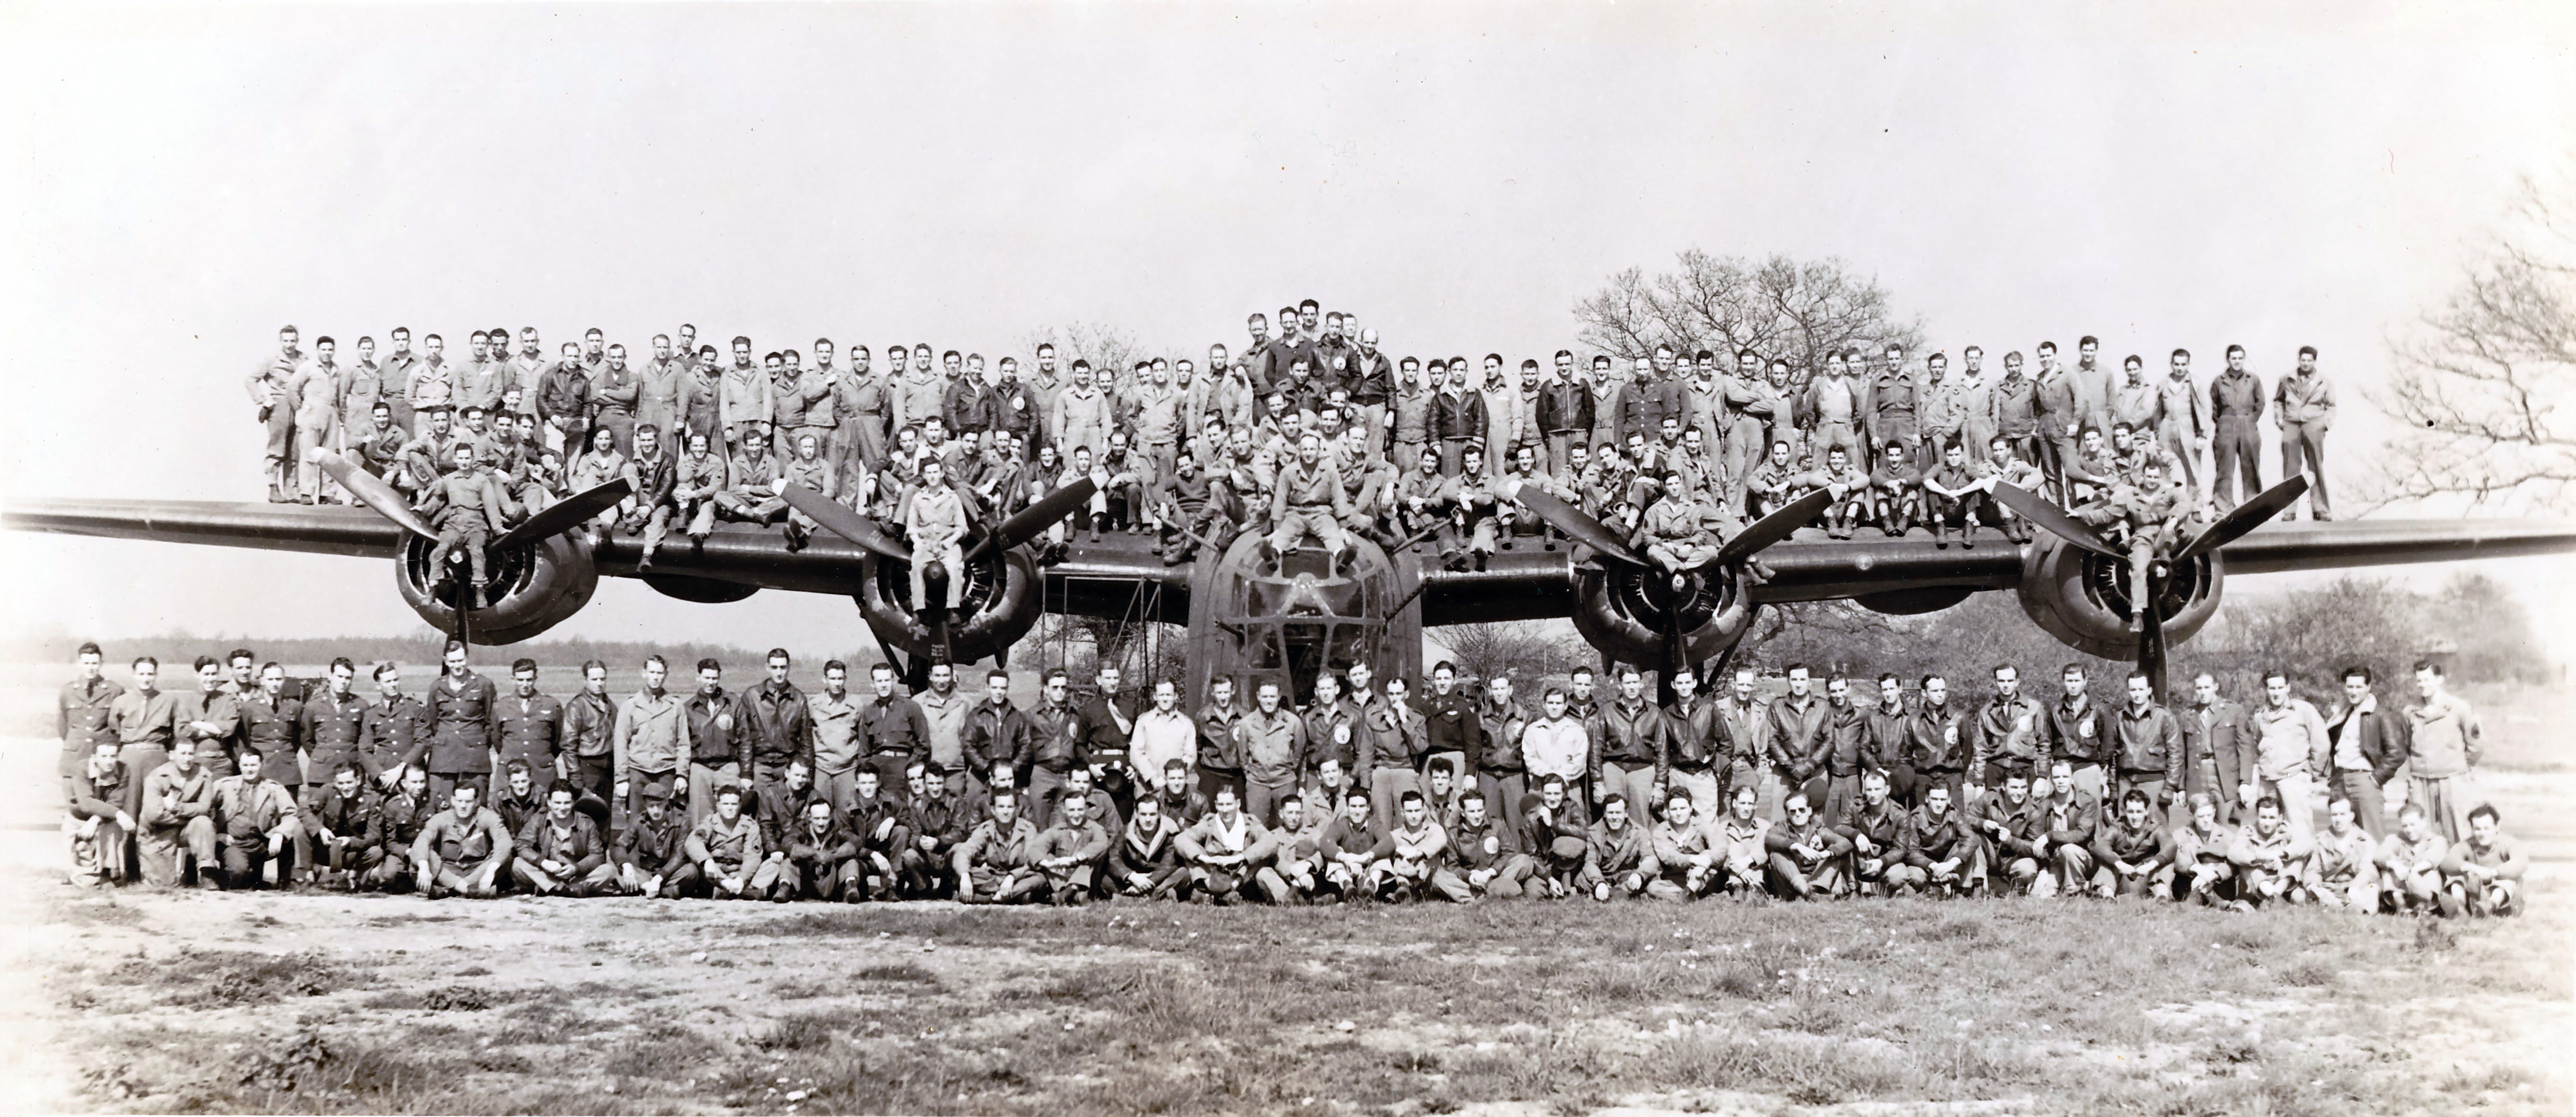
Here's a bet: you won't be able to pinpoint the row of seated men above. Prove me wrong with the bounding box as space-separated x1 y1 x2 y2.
60 730 2524 917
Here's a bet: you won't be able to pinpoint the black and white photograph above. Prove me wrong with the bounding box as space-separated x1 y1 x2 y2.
2 3 2572 1114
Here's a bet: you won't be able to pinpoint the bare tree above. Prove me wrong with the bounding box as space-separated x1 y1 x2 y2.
1023 322 1175 396
1574 250 1928 374
1433 621 1592 690
2368 175 2576 513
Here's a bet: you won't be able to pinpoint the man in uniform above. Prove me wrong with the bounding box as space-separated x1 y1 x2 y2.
2378 803 2449 914
560 660 618 818
111 656 178 795
779 798 862 903
1578 794 1657 902
413 780 511 898
209 741 299 889
2207 344 2265 512
248 325 305 502
2272 345 2333 521
1835 770 1911 897
613 786 689 898
513 784 614 896
139 738 221 888
417 441 511 607
2308 797 2382 912
613 655 690 827
1765 791 1850 901
685 784 768 899
2035 757 2103 898
954 788 1044 904
2226 795 2311 910
2090 789 2176 899
2042 663 2109 802
1031 792 1111 905
1900 783 1981 898
424 641 500 805
58 643 122 802
2109 671 2186 819
2439 803 2527 918
2248 669 2331 844
2406 660 2481 844
1972 771 2049 896
494 659 563 797
298 763 382 890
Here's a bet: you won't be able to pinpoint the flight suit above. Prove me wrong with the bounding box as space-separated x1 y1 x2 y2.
420 465 510 594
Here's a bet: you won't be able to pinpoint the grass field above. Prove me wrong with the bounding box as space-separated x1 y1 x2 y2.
8 879 2568 1116
2 666 2570 1115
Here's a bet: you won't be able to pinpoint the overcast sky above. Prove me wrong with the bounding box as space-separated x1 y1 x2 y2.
3 2 2571 659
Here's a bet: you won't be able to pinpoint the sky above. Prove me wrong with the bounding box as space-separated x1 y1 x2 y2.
3 2 2572 658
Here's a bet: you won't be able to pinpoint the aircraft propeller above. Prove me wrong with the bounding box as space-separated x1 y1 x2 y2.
1509 480 1835 698
316 451 632 646
781 477 1097 674
1989 475 2307 697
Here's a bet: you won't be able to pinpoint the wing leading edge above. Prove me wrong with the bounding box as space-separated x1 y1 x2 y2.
9 499 2571 623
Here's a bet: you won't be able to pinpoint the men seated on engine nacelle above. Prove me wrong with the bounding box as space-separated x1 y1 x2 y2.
1264 432 1355 568
417 441 513 607
1867 437 1923 537
1636 471 1722 581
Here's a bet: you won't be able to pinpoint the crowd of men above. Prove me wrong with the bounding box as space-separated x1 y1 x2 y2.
241 305 2337 605
58 637 2522 917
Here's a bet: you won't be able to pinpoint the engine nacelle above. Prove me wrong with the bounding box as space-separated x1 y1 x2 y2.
2015 535 2223 660
1569 563 1758 669
396 533 600 645
854 549 1045 665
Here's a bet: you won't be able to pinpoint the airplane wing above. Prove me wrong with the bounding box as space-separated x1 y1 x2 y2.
1415 517 2576 624
2 496 1200 620
10 498 2573 626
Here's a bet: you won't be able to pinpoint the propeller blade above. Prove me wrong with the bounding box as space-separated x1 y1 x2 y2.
963 477 1097 564
778 484 910 561
488 478 634 554
314 451 438 540
2139 577 2170 704
1985 483 2123 559
1506 480 1645 567
1712 487 1837 568
2176 475 2310 562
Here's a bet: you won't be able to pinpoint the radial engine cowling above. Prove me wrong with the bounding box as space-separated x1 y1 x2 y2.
1569 563 1759 669
2015 535 2224 660
396 533 600 645
853 549 1045 665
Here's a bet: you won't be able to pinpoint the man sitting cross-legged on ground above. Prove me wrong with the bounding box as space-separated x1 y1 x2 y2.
413 781 513 898
2306 796 2382 913
512 783 615 896
776 799 862 903
2089 788 2175 899
1315 788 1391 904
613 785 690 898
1179 784 1287 904
683 784 768 900
1765 791 1852 901
2225 794 2311 911
2172 792 2240 907
2439 802 2528 918
1378 790 1449 903
2377 803 2449 915
1430 787 1534 901
1712 784 1774 900
299 762 385 891
1974 771 2050 896
1834 770 1911 897
1647 789 1721 901
1032 791 1112 906
954 787 1045 905
1579 793 1658 903
1900 782 1983 898
1109 793 1190 901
